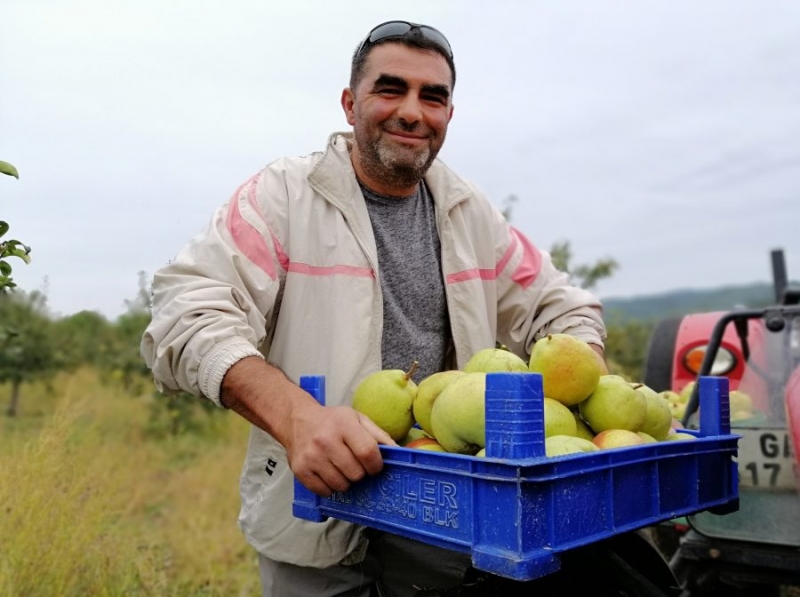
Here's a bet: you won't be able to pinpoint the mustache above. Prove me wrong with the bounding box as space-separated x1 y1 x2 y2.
383 119 432 137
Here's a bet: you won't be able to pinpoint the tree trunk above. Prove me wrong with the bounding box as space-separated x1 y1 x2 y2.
6 378 21 417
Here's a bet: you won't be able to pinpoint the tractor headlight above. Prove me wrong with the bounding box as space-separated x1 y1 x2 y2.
683 345 736 376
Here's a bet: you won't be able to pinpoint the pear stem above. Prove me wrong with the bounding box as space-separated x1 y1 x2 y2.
405 360 419 381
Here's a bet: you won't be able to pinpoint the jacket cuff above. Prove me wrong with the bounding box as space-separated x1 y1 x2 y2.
198 337 265 407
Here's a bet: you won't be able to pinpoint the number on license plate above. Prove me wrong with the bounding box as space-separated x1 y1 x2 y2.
736 428 797 490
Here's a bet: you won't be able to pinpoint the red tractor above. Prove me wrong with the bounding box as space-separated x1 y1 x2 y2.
643 249 800 595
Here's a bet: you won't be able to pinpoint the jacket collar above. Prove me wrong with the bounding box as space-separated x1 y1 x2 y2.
308 132 472 213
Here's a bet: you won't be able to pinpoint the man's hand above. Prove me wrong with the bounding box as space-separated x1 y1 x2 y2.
221 356 396 497
589 343 609 375
284 400 395 496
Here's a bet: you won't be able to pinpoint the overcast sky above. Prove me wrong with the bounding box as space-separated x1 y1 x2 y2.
3 1 799 320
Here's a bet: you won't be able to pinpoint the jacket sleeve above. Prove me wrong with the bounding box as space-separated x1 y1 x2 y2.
140 170 286 406
489 204 607 357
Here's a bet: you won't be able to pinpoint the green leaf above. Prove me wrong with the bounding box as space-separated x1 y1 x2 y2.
0 261 11 276
0 161 19 179
0 221 8 238
10 249 31 264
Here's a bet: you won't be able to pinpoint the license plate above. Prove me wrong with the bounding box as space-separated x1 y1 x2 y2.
736 427 797 490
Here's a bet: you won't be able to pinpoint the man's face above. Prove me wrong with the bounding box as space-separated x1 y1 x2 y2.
341 42 454 196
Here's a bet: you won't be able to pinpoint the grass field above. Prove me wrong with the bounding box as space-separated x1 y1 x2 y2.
0 368 261 597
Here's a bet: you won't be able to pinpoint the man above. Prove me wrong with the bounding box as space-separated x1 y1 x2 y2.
141 20 606 596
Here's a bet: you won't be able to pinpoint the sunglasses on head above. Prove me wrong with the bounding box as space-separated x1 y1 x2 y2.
356 20 453 58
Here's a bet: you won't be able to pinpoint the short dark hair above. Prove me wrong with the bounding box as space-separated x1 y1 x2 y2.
349 26 456 91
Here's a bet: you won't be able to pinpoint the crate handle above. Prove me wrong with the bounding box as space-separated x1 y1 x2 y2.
485 372 546 459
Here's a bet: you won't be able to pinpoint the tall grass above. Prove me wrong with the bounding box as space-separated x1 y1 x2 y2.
0 369 260 597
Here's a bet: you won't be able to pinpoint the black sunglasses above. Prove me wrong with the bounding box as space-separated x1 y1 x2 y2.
356 20 453 58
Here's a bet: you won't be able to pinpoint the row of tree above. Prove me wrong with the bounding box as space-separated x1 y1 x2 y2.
0 274 219 435
0 285 151 416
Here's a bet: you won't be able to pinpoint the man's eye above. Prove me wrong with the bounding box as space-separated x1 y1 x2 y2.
378 88 402 95
422 95 446 104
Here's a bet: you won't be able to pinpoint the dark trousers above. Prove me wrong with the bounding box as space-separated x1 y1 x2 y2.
258 531 472 597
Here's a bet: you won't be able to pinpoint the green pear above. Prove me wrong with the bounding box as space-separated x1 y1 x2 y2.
463 348 528 373
579 375 647 433
545 435 599 457
637 431 658 443
632 383 673 441
544 398 578 437
528 334 602 406
430 372 486 455
413 370 465 437
351 362 419 442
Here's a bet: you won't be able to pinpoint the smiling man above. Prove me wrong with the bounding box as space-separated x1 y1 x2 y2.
142 20 606 597
343 40 454 196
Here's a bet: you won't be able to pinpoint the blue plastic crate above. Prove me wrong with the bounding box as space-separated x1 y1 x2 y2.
293 373 739 581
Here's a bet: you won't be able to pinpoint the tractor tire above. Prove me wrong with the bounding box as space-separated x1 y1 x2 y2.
644 317 682 392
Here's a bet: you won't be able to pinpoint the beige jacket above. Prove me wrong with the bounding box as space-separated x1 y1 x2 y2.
141 132 606 567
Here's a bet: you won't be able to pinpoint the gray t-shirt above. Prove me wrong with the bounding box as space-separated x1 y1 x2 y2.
360 181 451 383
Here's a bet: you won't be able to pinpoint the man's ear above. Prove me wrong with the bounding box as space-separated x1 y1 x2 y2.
447 103 454 123
341 88 356 126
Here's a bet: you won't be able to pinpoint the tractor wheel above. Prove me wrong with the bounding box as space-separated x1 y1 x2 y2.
644 317 682 392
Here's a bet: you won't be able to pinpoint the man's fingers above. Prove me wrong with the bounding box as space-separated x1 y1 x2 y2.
357 412 397 446
342 413 393 476
296 465 350 497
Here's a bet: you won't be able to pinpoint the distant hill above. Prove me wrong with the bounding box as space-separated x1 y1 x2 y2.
600 281 797 323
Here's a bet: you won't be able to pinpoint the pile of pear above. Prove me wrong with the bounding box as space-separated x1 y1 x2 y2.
664 381 757 424
350 334 696 459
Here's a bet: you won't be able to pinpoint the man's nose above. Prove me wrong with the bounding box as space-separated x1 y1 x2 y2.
395 94 423 126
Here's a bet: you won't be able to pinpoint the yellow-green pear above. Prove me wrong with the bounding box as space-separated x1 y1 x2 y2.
679 382 696 404
571 410 596 441
474 448 486 457
544 398 578 437
637 431 658 443
399 426 431 446
528 334 603 406
730 390 753 414
413 370 465 437
660 390 682 404
593 428 646 450
352 362 419 442
430 372 486 455
632 383 673 441
546 435 599 457
731 409 755 422
663 432 698 442
579 375 647 433
464 348 528 373
405 437 448 452
668 400 687 421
